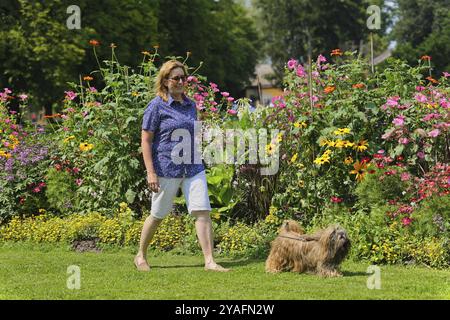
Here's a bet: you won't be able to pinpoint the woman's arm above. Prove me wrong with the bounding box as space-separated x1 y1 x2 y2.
141 130 160 192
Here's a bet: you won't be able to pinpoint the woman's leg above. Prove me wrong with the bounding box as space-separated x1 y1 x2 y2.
135 215 163 271
192 210 229 272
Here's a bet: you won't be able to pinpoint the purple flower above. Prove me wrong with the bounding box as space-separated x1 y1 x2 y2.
417 151 425 159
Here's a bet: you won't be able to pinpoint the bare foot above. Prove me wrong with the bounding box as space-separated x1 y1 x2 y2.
134 255 150 272
204 262 230 272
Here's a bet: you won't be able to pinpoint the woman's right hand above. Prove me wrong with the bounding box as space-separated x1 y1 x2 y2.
147 172 160 193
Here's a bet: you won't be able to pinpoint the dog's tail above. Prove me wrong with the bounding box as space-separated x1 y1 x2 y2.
279 220 304 234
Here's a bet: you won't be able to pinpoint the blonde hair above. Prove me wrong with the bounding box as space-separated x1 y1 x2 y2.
155 60 188 102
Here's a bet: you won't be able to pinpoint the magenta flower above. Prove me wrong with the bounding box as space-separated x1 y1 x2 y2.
401 217 412 226
75 179 83 186
387 96 400 107
227 97 235 103
89 87 97 92
399 138 409 145
287 59 298 70
210 107 218 112
64 91 77 101
4 88 12 94
428 129 440 138
422 113 441 121
317 54 327 63
414 93 428 103
443 72 450 78
187 76 198 83
415 86 426 92
392 115 405 126
330 196 343 203
296 65 306 77
440 99 449 108
221 92 230 97
227 109 237 115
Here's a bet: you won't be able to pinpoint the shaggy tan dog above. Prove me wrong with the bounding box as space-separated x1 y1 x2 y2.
265 220 350 277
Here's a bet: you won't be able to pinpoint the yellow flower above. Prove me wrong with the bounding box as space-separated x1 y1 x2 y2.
63 135 75 143
314 156 330 165
343 141 354 148
294 121 307 128
327 140 336 147
290 153 298 163
265 143 276 155
353 140 369 152
277 133 283 143
333 128 351 135
344 156 353 165
334 139 346 148
132 91 139 97
79 142 94 152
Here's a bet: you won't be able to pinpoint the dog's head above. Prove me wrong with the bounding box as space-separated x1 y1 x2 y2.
319 225 351 262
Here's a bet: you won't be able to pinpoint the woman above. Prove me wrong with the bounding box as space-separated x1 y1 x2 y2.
134 60 229 272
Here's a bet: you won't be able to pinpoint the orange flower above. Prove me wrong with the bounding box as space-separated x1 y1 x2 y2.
352 83 365 89
83 76 93 81
420 55 431 61
426 76 439 84
331 49 343 56
324 86 336 94
44 114 61 119
89 40 100 46
350 160 368 182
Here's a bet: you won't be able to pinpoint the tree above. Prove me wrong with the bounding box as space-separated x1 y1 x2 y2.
157 0 260 96
254 0 384 79
391 0 450 76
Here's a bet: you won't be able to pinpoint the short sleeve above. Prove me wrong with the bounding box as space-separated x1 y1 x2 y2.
142 99 160 132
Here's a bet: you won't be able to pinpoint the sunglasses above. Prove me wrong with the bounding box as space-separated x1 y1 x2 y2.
168 75 187 83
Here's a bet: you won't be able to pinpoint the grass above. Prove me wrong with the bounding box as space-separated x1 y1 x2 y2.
0 242 449 300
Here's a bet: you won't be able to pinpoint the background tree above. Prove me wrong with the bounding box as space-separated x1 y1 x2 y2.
391 0 450 76
254 0 390 79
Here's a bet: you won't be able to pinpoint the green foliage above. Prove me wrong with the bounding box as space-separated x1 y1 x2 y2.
411 195 450 238
45 168 78 213
355 166 412 209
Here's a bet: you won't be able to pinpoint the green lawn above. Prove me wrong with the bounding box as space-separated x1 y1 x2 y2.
0 242 449 300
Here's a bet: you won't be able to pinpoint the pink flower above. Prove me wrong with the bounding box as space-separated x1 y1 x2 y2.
392 115 405 126
19 94 28 101
440 99 449 109
33 187 41 193
66 108 75 113
399 137 409 145
75 179 83 186
377 149 385 154
417 151 425 159
414 93 428 103
311 95 319 103
386 96 400 107
428 129 440 138
210 107 218 112
287 59 298 70
89 87 97 92
296 65 306 77
443 72 450 78
415 86 426 92
400 172 411 181
187 76 198 83
401 217 412 226
4 88 12 94
227 109 237 115
221 92 230 97
227 97 235 103
331 196 343 203
317 54 327 63
422 113 441 121
39 182 46 188
64 91 77 101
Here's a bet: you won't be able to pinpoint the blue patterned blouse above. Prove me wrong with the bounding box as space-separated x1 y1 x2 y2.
142 95 205 178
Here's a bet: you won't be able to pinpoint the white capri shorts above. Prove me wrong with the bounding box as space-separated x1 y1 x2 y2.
150 170 212 219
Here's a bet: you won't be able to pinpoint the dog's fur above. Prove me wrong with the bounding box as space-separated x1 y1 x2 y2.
265 220 350 277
